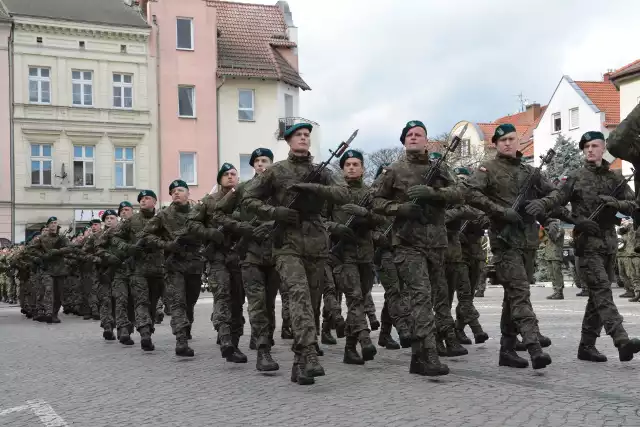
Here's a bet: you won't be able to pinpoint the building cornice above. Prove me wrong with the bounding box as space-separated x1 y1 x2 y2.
15 21 149 42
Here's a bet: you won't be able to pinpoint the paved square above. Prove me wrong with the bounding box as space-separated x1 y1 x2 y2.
2 285 640 427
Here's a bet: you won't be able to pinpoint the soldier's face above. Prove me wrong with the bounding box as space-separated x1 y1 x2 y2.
584 140 605 164
47 221 58 232
343 158 364 180
220 169 238 188
139 196 156 210
171 187 189 204
104 215 118 228
119 207 134 220
287 129 311 154
404 127 428 153
90 223 101 233
253 156 271 175
495 133 518 157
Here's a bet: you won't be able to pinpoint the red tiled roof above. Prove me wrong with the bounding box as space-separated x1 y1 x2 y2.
213 1 310 90
575 81 620 127
610 59 640 81
610 158 622 170
520 141 534 157
476 123 529 147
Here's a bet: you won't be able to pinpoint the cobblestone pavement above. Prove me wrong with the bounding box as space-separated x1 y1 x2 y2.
3 285 640 427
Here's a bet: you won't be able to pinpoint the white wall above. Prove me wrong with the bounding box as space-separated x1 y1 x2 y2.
618 77 640 177
450 121 486 167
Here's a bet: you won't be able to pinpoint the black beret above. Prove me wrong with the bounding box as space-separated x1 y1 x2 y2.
169 179 188 194
46 216 57 225
400 120 427 144
217 163 237 184
492 124 517 143
101 209 118 222
137 189 157 203
340 149 364 169
249 148 274 166
579 131 605 150
284 122 313 140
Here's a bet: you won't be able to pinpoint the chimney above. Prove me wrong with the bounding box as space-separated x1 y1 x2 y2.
525 103 541 123
603 72 612 83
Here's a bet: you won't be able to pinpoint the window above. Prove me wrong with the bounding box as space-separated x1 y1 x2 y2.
179 152 197 185
72 70 93 106
239 154 254 181
460 139 471 157
73 145 94 187
28 67 50 104
30 144 52 186
113 73 133 109
115 147 135 188
569 107 579 130
552 112 561 133
238 89 254 121
120 44 127 53
178 86 195 117
176 18 193 50
284 94 293 117
79 41 85 49
36 37 42 44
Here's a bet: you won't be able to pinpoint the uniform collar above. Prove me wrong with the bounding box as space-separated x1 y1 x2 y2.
288 152 313 164
405 151 430 164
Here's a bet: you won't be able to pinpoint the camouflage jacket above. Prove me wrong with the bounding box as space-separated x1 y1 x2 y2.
542 228 564 261
81 230 102 273
242 152 349 258
94 225 126 270
372 151 462 250
608 101 640 167
28 231 71 276
618 226 638 258
143 202 204 274
465 152 557 251
537 160 636 255
445 188 483 262
461 215 489 261
114 208 164 276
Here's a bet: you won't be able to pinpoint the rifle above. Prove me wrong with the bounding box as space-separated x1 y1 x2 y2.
273 129 359 249
373 124 467 258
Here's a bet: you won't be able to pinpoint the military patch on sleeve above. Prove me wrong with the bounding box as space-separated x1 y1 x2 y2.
382 168 388 174
479 166 487 172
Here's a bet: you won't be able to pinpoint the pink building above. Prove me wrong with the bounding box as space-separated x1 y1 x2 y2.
140 0 219 204
0 10 11 243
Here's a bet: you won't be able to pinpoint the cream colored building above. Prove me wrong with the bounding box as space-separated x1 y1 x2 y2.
2 0 157 241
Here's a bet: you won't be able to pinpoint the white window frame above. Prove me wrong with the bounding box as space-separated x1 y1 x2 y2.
179 152 197 185
239 153 254 182
178 85 196 118
72 70 93 107
112 73 133 109
28 67 51 104
460 139 471 157
114 147 135 188
30 144 53 186
176 17 194 51
73 145 95 187
552 112 561 133
569 107 579 130
238 89 255 121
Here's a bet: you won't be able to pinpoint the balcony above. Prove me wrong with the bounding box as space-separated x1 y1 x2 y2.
276 117 319 140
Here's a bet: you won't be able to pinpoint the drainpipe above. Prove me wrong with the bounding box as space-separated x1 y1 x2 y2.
153 14 162 205
216 76 225 173
8 22 15 242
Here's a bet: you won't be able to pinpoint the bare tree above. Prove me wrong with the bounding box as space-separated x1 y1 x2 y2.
363 147 405 183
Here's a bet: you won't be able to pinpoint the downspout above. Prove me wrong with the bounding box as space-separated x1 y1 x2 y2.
216 75 225 174
153 14 162 205
8 21 15 242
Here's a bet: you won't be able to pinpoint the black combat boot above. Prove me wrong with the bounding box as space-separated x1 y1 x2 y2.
538 333 552 348
620 290 635 298
103 327 115 341
618 338 640 362
304 347 325 377
291 354 314 385
546 291 564 300
398 328 412 349
51 314 61 324
256 346 279 372
155 311 164 324
359 335 377 361
83 313 92 320
515 337 527 351
576 289 589 297
219 334 235 358
454 321 472 345
92 314 100 321
469 319 489 344
163 304 170 316
139 326 154 351
498 336 529 368
368 314 380 331
528 343 552 369
335 316 346 338
474 290 484 298
175 335 194 357
436 339 447 357
62 306 70 314
629 291 640 302
343 336 364 365
281 326 294 340
314 342 324 356
444 331 468 357
185 325 192 340
118 327 135 346
226 336 248 363
378 323 400 349
577 343 607 362
422 349 450 376
249 334 257 350
321 321 337 345
43 315 53 324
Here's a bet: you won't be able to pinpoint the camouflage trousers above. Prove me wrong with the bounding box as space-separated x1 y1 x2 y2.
319 263 341 330
364 291 376 318
466 258 486 295
333 262 374 339
546 260 564 293
275 254 323 352
112 267 136 331
0 274 7 299
18 272 30 312
445 260 479 326
128 272 164 331
209 258 245 338
376 249 411 336
579 254 629 346
393 246 439 352
493 248 541 347
280 283 290 329
573 256 583 288
619 257 640 293
80 268 99 317
241 262 279 348
30 270 44 317
63 274 83 311
166 270 201 338
41 274 64 317
98 268 115 329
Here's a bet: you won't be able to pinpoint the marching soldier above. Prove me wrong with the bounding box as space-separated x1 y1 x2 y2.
544 220 566 300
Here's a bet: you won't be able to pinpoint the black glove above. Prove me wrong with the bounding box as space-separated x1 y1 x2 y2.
574 218 600 236
525 199 546 216
342 203 369 217
290 183 320 194
407 185 439 201
273 206 299 225
372 231 389 248
333 224 356 241
396 203 423 220
204 228 224 245
502 208 522 225
598 195 620 210
235 222 255 238
252 223 271 241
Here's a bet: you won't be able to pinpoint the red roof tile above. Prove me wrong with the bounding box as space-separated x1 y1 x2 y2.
212 1 310 90
476 123 529 147
575 81 620 126
610 59 640 81
610 158 622 170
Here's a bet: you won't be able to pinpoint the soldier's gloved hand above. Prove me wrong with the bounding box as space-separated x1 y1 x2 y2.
252 223 271 241
164 241 181 253
598 195 620 210
502 208 522 225
372 231 388 248
290 183 320 194
273 206 299 225
342 203 368 217
574 218 600 236
235 222 255 238
396 203 423 220
406 185 439 201
525 199 547 216
204 228 224 245
333 224 356 241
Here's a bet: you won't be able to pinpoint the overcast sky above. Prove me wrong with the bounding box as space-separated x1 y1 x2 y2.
234 0 640 155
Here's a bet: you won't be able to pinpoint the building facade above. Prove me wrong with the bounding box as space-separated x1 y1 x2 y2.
0 9 10 244
2 0 156 241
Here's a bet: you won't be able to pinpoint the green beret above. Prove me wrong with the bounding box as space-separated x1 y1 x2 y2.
118 201 133 215
101 209 118 222
284 122 313 140
454 167 470 176
375 163 390 179
429 152 442 160
217 162 237 184
249 148 273 166
46 216 57 225
339 149 364 169
492 123 517 143
400 120 427 144
579 131 605 150
89 219 101 225
137 189 157 203
169 179 188 194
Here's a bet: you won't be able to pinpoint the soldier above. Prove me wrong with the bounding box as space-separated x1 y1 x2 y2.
466 123 553 370
242 122 349 385
544 220 566 300
372 120 461 376
94 209 122 339
527 130 640 363
142 180 205 357
617 220 640 302
82 220 103 320
0 247 8 302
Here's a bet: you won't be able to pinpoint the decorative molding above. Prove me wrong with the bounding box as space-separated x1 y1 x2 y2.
65 187 105 192
15 22 149 42
65 130 105 144
106 132 146 146
108 188 144 192
21 128 62 143
24 186 62 191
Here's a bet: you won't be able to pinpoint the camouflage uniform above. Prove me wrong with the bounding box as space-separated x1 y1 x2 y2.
618 224 640 299
0 251 8 301
94 226 123 333
82 231 102 320
461 217 488 297
543 222 565 296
